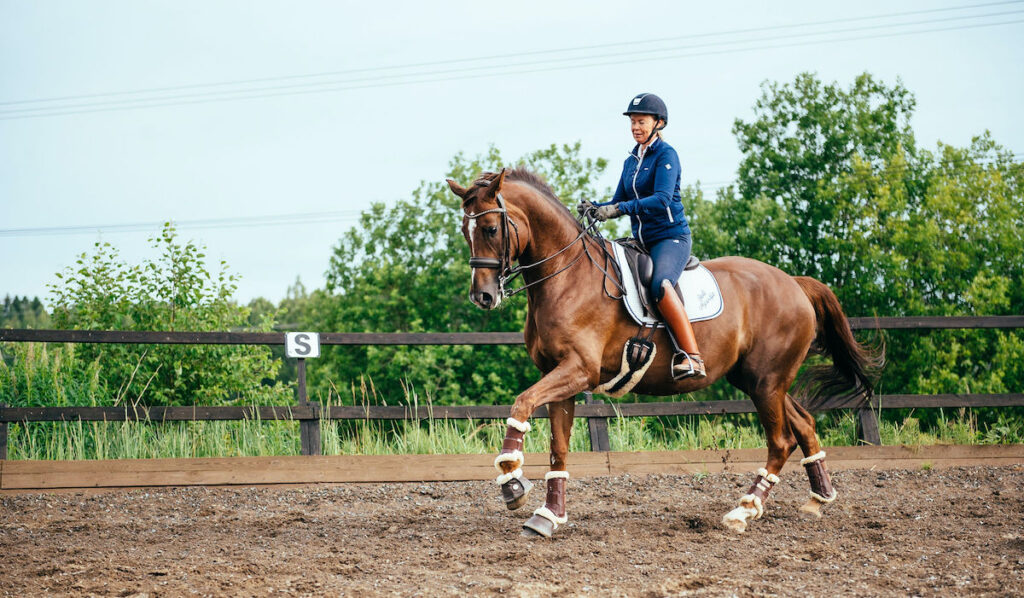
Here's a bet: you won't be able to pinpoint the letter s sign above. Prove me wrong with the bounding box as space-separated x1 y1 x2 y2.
285 332 321 358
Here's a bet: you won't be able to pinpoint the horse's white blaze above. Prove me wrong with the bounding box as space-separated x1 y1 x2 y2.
466 213 477 253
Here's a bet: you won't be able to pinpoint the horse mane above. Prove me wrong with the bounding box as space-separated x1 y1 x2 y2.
471 168 581 230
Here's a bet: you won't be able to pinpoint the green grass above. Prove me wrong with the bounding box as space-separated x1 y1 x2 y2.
7 407 1022 461
3 341 1023 460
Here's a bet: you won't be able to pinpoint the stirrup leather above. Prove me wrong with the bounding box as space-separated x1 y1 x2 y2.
671 352 706 380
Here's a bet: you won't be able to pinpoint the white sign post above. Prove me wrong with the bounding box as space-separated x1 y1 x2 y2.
285 332 322 456
285 332 320 359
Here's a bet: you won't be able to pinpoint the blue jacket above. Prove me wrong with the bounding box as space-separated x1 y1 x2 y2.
597 138 690 248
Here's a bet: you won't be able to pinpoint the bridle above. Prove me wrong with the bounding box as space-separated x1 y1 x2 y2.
464 192 625 299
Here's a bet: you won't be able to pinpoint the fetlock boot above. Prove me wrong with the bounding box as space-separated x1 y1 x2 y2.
657 280 706 379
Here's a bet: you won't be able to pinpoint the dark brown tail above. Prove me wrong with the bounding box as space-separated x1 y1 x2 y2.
793 276 884 411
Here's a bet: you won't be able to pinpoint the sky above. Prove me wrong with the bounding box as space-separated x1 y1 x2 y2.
2 1 1022 305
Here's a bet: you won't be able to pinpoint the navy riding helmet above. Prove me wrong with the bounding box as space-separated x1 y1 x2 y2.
623 93 668 126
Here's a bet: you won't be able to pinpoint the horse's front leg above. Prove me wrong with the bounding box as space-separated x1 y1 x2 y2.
495 360 588 516
522 397 575 538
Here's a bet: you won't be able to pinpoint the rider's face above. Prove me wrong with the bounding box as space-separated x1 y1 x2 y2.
629 114 660 146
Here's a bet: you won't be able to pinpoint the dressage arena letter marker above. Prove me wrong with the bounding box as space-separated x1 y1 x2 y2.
285 332 321 359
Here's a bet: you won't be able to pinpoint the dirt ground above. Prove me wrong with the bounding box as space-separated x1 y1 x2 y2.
1 465 1022 597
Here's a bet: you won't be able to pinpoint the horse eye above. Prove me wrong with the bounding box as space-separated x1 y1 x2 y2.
485 226 499 236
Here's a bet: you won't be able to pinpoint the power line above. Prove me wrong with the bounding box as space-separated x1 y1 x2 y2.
5 152 1017 237
2 11 1022 120
3 0 1020 109
6 8 1022 119
0 210 362 238
692 152 1024 192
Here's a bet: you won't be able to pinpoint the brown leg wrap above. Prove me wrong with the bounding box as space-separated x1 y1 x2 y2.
545 477 566 518
522 475 568 538
747 471 777 505
501 427 525 454
804 459 836 501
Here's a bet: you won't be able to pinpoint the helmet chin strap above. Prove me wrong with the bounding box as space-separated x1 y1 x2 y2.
642 120 666 146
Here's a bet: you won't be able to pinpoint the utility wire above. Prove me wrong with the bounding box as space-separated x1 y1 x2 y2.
2 12 1022 120
2 0 1021 109
4 153 1017 237
5 8 1023 118
0 210 362 238
692 152 1024 192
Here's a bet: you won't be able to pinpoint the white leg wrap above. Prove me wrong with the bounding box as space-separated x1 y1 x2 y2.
722 503 759 532
809 489 838 504
739 493 765 519
494 450 524 472
756 468 781 484
800 450 827 466
506 417 531 433
495 468 523 485
544 470 570 481
532 505 568 527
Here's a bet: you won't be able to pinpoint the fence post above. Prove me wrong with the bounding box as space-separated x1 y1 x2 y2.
584 392 611 452
856 399 881 445
296 359 321 456
0 403 7 461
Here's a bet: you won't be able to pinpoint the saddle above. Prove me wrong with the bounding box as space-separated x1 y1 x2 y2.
617 238 701 308
594 240 723 397
611 239 723 327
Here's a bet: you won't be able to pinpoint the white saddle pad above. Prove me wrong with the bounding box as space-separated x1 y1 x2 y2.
611 242 724 327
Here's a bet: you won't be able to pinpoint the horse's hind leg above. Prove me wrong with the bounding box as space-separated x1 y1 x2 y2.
722 387 798 533
522 397 575 538
785 396 838 518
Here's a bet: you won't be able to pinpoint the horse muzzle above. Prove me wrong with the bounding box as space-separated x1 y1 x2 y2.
470 287 501 310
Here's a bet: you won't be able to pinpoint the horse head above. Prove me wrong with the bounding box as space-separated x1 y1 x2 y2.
447 169 530 310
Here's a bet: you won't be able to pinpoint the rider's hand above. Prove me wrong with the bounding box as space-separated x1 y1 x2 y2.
595 205 622 222
576 200 594 217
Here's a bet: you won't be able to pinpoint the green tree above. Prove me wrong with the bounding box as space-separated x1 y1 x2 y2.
1 295 51 328
46 224 290 406
692 71 1023 404
307 143 609 405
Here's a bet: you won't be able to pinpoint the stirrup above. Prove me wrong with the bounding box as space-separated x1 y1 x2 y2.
671 352 706 380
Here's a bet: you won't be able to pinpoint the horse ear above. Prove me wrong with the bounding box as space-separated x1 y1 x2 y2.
446 178 468 198
486 168 508 198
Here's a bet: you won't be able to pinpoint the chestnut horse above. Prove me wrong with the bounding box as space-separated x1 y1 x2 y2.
446 168 877 536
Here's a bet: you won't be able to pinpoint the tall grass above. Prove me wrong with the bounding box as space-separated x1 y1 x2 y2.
2 342 1022 460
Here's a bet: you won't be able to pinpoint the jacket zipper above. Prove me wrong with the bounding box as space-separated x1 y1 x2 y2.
631 151 645 246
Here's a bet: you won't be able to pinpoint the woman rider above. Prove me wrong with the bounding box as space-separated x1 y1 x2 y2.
585 93 705 379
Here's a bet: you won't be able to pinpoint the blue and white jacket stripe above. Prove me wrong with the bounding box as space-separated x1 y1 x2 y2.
596 138 690 247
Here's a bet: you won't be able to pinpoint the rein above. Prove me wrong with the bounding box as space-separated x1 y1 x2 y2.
465 193 626 299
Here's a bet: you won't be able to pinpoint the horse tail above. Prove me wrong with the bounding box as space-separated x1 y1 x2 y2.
792 276 884 412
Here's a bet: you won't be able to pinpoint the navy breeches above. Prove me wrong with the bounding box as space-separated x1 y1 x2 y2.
647 235 692 302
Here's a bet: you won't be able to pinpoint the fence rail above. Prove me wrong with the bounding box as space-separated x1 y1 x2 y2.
1 317 1022 458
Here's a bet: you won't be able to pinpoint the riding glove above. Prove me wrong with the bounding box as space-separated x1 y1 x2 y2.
595 205 622 221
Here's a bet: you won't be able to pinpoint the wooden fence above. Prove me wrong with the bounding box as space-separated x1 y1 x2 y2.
1 316 1023 458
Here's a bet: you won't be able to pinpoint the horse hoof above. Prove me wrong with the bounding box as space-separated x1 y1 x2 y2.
799 498 824 519
522 514 554 538
501 476 533 510
521 525 544 538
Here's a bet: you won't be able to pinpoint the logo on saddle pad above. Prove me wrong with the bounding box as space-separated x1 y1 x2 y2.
611 241 724 327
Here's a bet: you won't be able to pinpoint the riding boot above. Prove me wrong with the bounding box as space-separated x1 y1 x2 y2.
657 280 706 379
